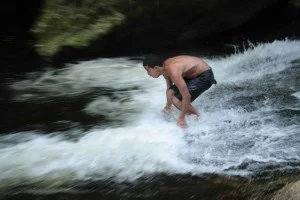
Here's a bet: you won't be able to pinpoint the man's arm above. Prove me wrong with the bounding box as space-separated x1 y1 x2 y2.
170 71 191 128
163 75 173 111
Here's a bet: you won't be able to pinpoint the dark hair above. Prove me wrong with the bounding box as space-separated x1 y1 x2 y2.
142 55 166 68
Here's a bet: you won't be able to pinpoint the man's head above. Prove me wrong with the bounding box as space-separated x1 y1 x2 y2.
142 55 165 78
142 55 165 68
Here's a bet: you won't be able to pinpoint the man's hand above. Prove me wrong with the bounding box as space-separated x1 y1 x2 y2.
177 116 188 129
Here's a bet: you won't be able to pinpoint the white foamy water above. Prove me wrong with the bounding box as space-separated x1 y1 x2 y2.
1 40 300 191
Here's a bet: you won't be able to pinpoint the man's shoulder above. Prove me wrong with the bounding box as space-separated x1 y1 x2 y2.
164 60 183 73
165 55 188 65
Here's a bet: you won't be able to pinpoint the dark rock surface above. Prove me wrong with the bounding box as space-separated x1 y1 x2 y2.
51 0 300 66
3 173 300 200
0 0 299 73
0 1 45 76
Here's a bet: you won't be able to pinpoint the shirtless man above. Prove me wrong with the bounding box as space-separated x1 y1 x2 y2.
143 55 217 128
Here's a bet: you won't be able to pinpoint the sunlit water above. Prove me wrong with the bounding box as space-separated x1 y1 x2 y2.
1 40 300 194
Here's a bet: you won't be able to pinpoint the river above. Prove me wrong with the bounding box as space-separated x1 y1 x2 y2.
1 39 300 199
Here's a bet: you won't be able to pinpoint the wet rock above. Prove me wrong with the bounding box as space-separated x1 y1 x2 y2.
272 180 300 200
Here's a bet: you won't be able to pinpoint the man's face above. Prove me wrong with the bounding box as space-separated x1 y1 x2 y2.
144 66 161 78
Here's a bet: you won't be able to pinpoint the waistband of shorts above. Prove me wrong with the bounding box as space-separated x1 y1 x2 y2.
196 67 213 77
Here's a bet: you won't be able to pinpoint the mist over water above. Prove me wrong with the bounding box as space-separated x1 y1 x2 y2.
1 40 300 193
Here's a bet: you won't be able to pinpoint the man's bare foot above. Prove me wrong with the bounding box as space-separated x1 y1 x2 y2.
162 107 171 114
187 113 199 121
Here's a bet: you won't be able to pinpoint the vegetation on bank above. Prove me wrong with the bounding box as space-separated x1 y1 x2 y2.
31 0 125 56
31 0 215 56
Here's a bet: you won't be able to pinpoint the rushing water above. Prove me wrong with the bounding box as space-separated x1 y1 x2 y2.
0 40 300 196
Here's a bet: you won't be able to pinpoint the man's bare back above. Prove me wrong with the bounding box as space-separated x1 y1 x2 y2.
163 55 210 79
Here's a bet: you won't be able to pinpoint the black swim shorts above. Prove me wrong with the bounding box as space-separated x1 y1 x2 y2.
169 68 217 102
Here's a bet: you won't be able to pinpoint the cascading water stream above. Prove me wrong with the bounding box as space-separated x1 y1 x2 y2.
0 40 299 194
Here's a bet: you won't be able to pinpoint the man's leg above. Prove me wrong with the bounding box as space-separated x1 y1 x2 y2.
168 86 199 115
171 96 199 116
162 89 175 113
166 88 174 107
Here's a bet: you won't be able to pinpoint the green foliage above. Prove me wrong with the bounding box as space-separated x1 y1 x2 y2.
32 0 125 56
